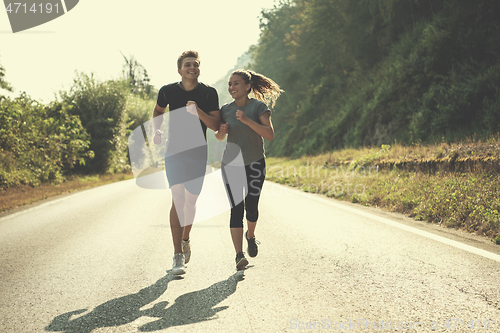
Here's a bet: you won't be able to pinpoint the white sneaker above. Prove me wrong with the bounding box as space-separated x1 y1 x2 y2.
171 253 186 275
182 239 191 264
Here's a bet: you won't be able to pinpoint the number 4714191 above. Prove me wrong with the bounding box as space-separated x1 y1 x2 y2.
5 3 59 14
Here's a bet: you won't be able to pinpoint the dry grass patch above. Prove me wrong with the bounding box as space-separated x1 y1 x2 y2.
0 173 134 213
266 137 500 244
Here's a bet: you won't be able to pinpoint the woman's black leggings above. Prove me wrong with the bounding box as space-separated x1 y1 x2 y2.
224 158 266 228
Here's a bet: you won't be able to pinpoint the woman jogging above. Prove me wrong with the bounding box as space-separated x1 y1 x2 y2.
215 69 282 270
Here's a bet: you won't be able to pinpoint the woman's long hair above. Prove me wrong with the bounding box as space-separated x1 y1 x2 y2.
231 70 283 108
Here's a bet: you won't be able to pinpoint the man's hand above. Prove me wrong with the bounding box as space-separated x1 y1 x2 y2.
153 129 162 145
219 123 229 135
186 101 198 116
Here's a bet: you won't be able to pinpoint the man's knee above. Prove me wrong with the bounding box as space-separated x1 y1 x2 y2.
185 192 199 207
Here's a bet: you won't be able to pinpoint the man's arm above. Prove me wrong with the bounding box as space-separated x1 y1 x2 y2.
215 123 228 141
153 103 166 144
203 110 221 131
186 101 221 131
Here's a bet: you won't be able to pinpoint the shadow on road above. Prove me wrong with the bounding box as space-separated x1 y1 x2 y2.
45 271 245 333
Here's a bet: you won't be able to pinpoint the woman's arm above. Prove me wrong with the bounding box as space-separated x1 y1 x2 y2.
235 110 274 141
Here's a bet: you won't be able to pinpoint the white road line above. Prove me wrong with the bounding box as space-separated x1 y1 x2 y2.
266 182 500 263
0 190 85 222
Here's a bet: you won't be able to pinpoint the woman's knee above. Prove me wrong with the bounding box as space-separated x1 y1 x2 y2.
230 203 245 228
246 208 259 223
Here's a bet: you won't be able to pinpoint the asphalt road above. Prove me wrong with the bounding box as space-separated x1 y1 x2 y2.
1 174 500 332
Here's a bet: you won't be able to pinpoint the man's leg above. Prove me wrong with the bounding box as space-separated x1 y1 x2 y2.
182 189 199 237
170 184 186 254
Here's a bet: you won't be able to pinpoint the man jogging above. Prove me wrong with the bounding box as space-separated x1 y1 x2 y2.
153 50 220 275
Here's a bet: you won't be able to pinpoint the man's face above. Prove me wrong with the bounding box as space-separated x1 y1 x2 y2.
178 57 200 80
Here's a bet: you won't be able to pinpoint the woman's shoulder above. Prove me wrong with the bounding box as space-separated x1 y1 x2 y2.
250 98 268 107
220 101 235 111
250 99 270 112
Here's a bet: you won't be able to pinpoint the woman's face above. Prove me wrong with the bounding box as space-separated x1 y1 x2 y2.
228 74 250 99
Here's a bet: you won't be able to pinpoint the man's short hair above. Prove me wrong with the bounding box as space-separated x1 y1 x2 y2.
177 50 199 69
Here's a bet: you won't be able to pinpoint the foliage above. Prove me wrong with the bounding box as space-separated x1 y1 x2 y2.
0 62 13 93
212 51 252 106
0 52 156 185
265 138 500 240
250 0 500 157
0 94 91 188
124 93 155 133
59 73 130 174
121 53 157 100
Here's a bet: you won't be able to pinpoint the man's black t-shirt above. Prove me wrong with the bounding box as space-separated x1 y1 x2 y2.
157 82 219 139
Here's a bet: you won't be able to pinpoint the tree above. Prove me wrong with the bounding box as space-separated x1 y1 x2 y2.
121 53 157 100
60 73 130 174
0 62 13 93
250 0 500 156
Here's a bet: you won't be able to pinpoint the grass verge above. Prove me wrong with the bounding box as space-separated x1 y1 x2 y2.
266 139 500 245
0 173 134 213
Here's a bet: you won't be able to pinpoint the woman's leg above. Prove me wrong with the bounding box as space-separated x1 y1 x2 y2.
222 161 246 251
230 227 244 253
245 159 266 232
230 201 247 269
247 221 257 239
244 159 266 256
223 159 250 269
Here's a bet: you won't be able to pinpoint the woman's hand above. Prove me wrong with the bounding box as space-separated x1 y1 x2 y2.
235 110 248 124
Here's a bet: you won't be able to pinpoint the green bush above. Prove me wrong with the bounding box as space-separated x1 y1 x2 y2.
125 93 155 133
59 73 130 174
0 94 91 188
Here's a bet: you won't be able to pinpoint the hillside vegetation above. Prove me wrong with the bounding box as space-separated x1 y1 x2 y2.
0 56 156 189
212 52 251 106
250 0 500 157
1 1 499 240
248 0 500 241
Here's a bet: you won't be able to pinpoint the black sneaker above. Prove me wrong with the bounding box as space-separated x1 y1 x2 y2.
235 252 249 270
245 231 260 258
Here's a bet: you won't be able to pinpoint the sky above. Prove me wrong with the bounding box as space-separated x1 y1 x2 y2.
0 0 278 103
